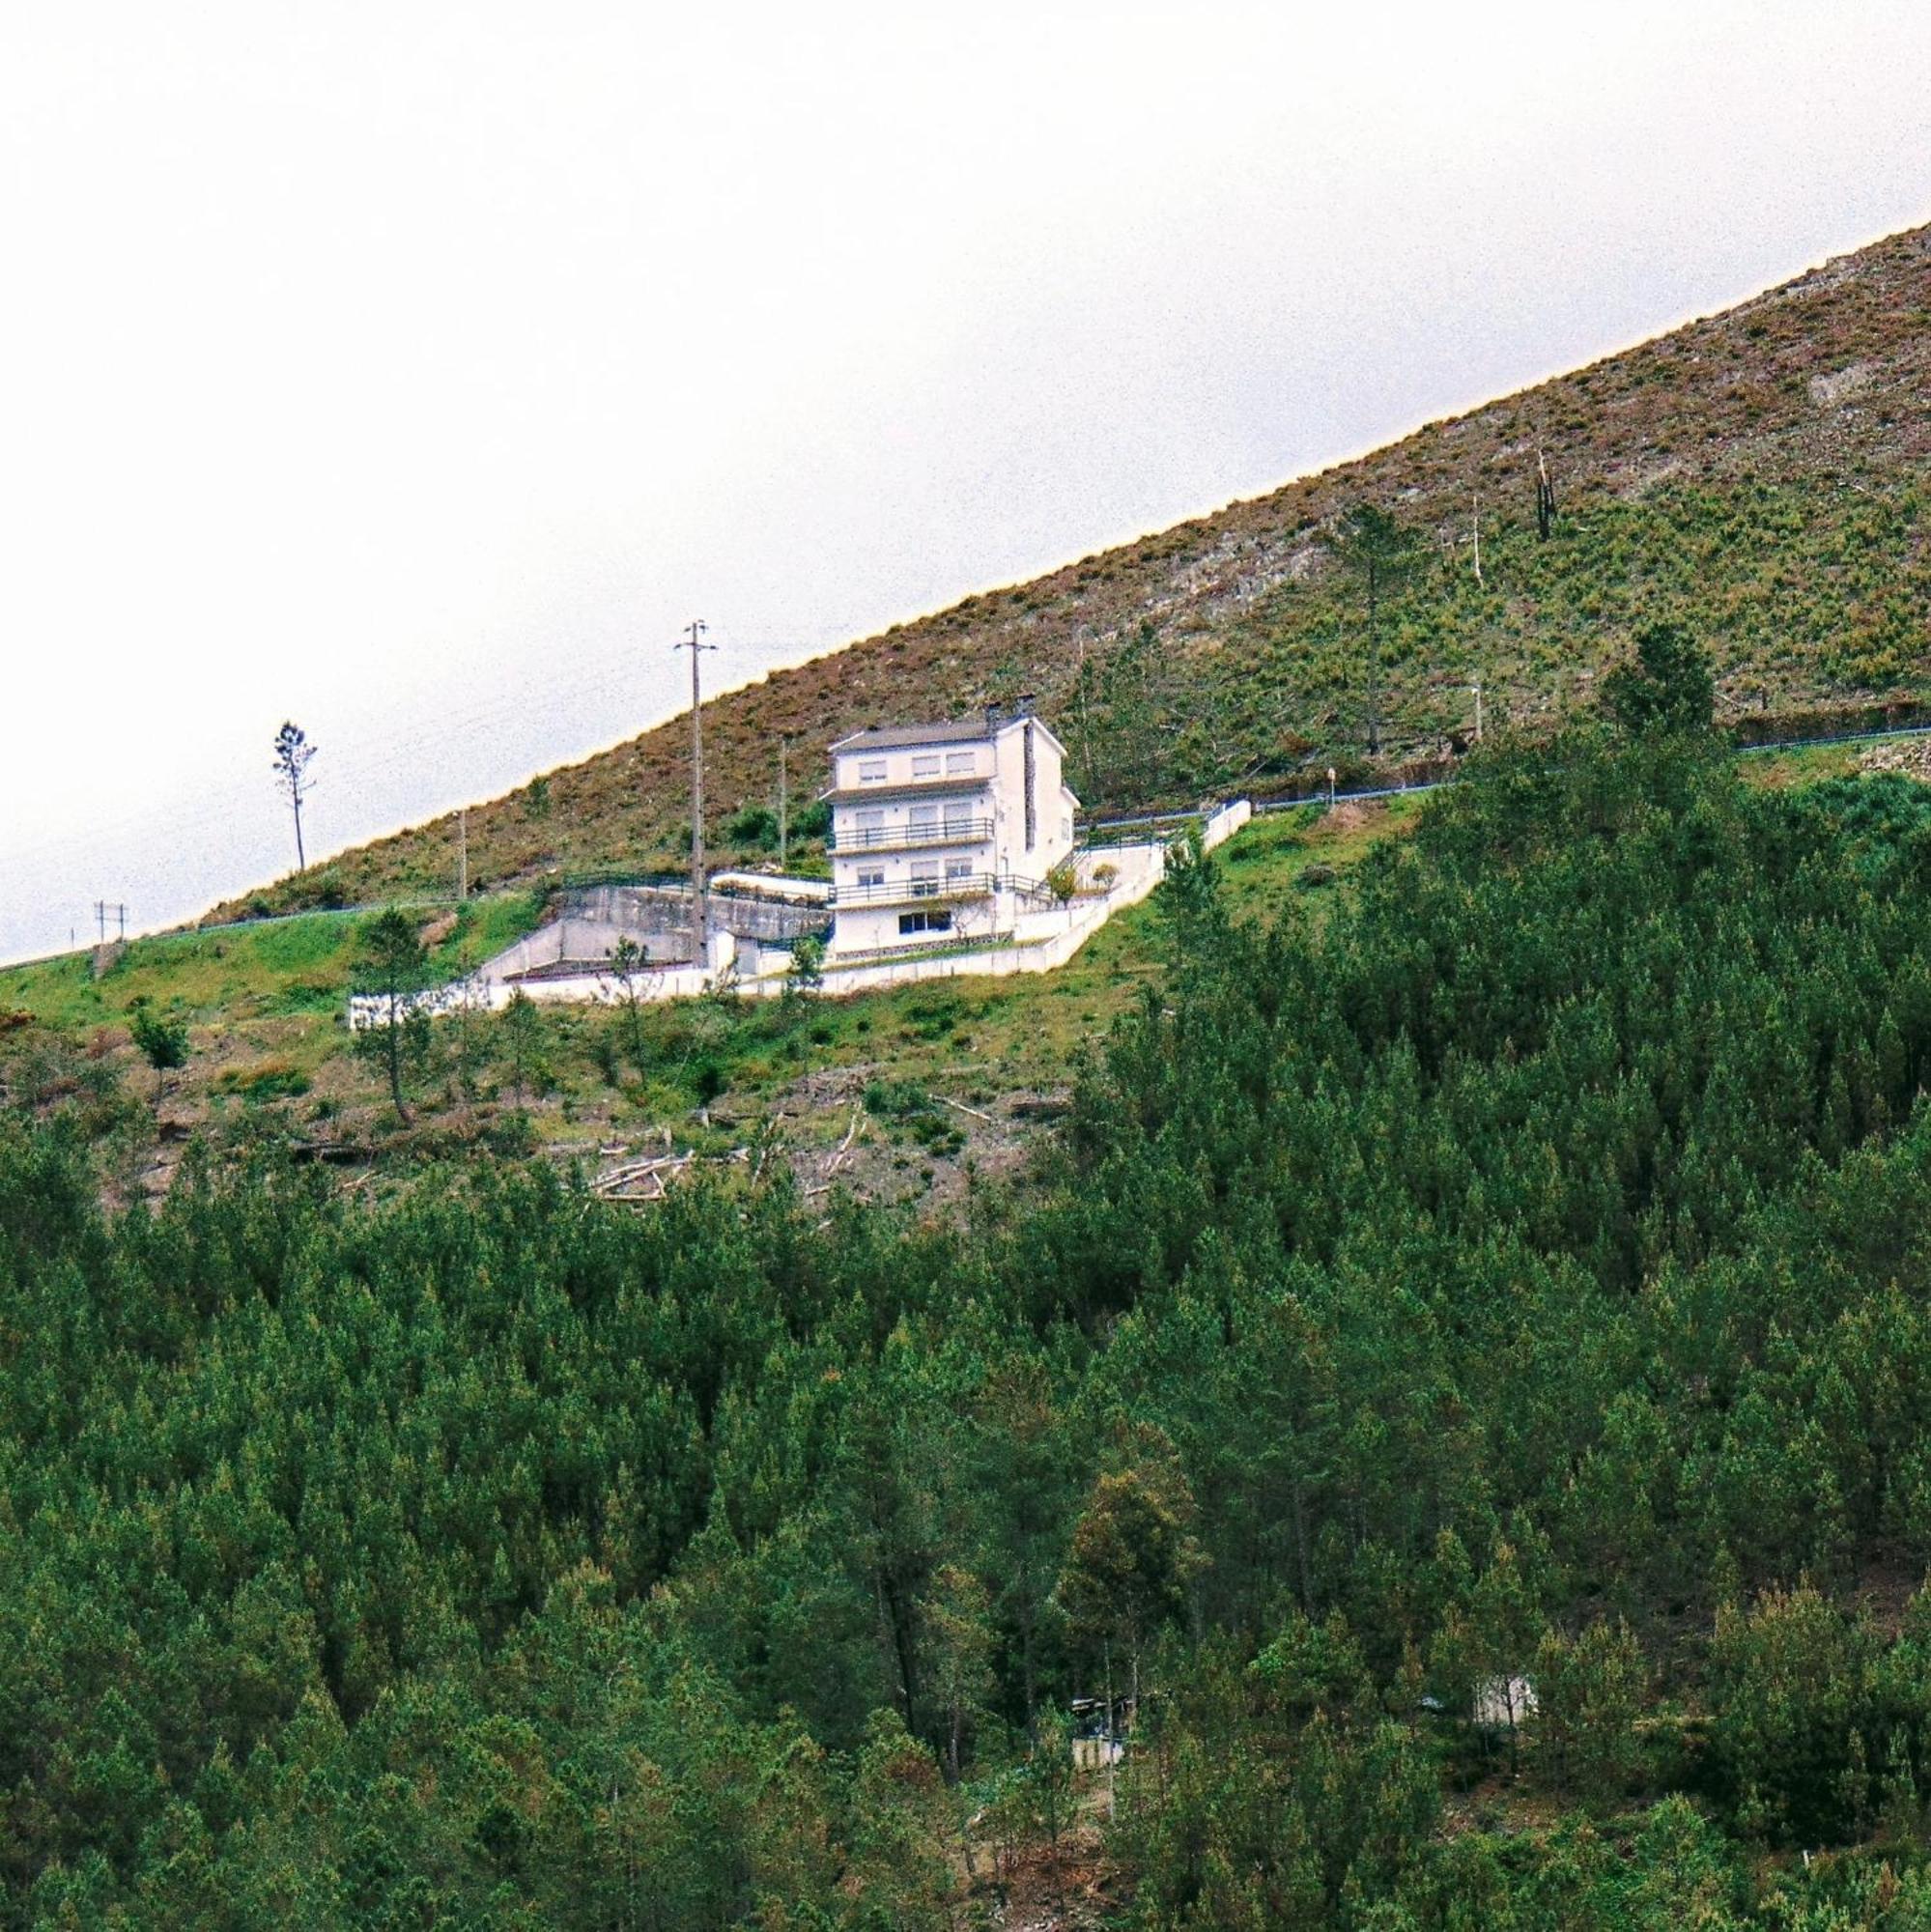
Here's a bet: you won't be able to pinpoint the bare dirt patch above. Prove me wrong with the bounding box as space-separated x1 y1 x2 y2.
1323 798 1388 833
980 1823 1119 1931
1859 738 1931 781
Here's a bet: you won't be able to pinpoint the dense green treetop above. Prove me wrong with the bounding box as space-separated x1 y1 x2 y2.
14 733 1931 1922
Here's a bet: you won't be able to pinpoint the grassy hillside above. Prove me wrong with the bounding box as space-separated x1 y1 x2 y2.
0 803 1412 1207
0 727 1885 1207
213 220 1931 919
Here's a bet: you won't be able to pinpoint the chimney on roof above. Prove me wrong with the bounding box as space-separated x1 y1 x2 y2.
984 702 1004 731
1015 692 1036 719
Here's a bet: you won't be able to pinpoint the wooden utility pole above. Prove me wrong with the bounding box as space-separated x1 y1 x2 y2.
778 736 788 870
1472 494 1483 585
674 619 715 963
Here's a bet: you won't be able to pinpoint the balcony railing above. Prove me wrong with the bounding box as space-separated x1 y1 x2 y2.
828 815 994 854
829 870 998 909
822 773 988 805
828 870 1060 910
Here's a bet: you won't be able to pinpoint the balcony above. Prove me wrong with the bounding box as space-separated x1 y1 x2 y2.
828 870 999 909
828 815 994 854
821 774 988 805
827 870 1063 911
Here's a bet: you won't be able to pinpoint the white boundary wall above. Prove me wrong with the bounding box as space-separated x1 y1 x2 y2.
1202 798 1251 850
349 801 1251 1030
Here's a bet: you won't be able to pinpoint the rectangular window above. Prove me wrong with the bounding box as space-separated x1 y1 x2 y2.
857 758 888 782
857 867 884 889
911 753 942 777
898 908 953 935
945 750 977 774
942 800 975 835
909 860 940 895
945 859 973 882
908 804 940 837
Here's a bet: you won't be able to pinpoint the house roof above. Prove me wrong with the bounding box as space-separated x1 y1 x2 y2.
829 718 993 753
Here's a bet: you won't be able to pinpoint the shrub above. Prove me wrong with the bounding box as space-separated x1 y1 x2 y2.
724 804 779 851
223 1063 312 1103
864 1080 928 1119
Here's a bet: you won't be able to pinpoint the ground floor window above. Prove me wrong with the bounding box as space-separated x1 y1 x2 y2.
898 908 952 936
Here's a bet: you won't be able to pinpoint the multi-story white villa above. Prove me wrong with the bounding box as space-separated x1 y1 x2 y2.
824 704 1081 955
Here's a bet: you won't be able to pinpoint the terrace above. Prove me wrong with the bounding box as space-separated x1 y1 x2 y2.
827 815 995 854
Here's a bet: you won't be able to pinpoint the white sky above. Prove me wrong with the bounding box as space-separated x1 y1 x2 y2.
2 1 1929 962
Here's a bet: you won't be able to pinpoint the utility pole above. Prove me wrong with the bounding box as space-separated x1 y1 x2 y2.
95 901 105 944
674 619 715 964
778 736 788 871
1471 494 1483 585
457 807 469 902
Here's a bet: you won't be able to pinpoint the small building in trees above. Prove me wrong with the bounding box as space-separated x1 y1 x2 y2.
823 703 1080 956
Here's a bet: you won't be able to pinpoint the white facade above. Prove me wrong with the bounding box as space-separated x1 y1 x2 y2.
823 709 1080 955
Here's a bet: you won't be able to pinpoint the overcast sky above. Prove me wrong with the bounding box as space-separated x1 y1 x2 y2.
3 1 1929 963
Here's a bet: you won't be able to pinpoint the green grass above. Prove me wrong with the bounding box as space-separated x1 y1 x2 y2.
1735 733 1899 789
0 913 361 1032
435 894 547 977
0 895 543 1038
1214 795 1423 922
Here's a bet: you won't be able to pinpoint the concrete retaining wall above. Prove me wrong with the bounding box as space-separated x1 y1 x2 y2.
1203 798 1252 850
454 881 830 989
567 883 826 946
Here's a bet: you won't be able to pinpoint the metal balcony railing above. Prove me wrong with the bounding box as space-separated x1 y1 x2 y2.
828 815 993 854
828 870 998 909
827 870 1063 910
822 772 989 805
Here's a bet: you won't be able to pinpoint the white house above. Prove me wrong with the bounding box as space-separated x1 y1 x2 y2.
823 703 1081 955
